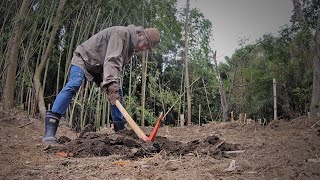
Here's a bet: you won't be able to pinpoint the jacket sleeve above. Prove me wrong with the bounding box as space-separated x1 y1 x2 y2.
101 31 124 89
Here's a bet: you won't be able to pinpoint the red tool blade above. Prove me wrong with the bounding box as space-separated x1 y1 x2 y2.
148 112 164 141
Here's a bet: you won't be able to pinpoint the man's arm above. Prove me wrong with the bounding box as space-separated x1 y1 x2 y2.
101 31 124 88
101 31 124 104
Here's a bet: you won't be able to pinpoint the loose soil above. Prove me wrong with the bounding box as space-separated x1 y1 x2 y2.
47 130 238 160
1 106 320 179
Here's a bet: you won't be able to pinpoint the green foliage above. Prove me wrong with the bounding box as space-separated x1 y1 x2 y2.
221 0 318 120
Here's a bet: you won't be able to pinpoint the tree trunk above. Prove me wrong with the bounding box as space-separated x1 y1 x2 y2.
33 0 66 120
292 0 320 117
213 51 229 121
310 12 320 117
184 0 192 126
3 0 31 110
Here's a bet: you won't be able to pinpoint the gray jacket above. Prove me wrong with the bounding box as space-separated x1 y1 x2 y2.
71 25 139 88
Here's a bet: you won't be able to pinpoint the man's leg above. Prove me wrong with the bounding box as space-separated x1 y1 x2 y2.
51 65 85 115
111 82 125 131
43 65 85 144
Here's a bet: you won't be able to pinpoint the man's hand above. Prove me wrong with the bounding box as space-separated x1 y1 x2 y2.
107 82 120 105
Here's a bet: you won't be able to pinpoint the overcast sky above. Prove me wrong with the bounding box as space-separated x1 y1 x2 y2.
177 0 294 62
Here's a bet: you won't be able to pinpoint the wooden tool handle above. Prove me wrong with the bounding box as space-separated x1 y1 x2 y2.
115 100 148 141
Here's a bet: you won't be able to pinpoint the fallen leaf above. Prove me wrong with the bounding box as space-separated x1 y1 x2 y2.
56 152 68 158
112 161 131 166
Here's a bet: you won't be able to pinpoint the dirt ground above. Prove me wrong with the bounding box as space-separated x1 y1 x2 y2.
1 107 320 180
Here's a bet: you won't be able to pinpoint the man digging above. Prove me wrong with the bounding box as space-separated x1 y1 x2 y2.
43 25 160 144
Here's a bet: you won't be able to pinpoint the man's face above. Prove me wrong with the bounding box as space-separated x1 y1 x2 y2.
136 32 150 51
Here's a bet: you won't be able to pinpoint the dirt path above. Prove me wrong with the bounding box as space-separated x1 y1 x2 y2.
1 108 319 180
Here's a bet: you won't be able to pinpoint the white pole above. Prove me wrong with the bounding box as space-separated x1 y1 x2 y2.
273 78 277 120
198 104 201 126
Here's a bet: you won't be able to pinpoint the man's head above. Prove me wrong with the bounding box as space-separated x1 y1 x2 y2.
135 28 160 51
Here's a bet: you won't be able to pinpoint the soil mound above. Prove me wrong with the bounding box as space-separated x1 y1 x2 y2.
47 130 238 159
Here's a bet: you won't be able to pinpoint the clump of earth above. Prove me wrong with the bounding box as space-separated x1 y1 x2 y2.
47 129 238 159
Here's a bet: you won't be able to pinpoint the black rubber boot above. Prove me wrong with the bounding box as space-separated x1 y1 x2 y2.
113 121 125 132
42 111 61 144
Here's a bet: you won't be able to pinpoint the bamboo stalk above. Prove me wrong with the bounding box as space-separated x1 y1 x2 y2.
56 49 62 96
128 57 133 109
158 77 166 119
141 1 146 127
69 86 81 127
141 50 148 127
102 93 107 128
80 82 89 129
163 77 200 119
132 56 138 98
42 57 50 92
64 1 85 86
27 88 31 114
0 1 14 36
31 88 36 117
83 83 95 126
107 101 110 127
91 7 101 36
19 35 33 107
202 78 213 121
95 88 101 130
82 8 96 41
35 18 48 69
1 27 14 84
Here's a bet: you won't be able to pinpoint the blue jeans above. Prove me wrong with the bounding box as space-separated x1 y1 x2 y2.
51 65 124 125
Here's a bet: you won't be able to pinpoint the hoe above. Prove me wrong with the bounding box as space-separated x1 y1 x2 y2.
115 100 164 142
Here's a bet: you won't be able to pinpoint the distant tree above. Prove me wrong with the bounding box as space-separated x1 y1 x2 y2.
292 0 320 117
3 0 31 110
183 0 192 125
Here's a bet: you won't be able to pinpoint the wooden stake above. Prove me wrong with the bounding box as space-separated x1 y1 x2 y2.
273 78 277 120
239 113 244 124
180 114 185 127
198 104 201 126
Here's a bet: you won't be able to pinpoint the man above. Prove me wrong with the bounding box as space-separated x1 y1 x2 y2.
43 25 160 144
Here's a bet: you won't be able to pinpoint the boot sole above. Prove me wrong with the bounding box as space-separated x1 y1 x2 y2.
42 137 57 145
